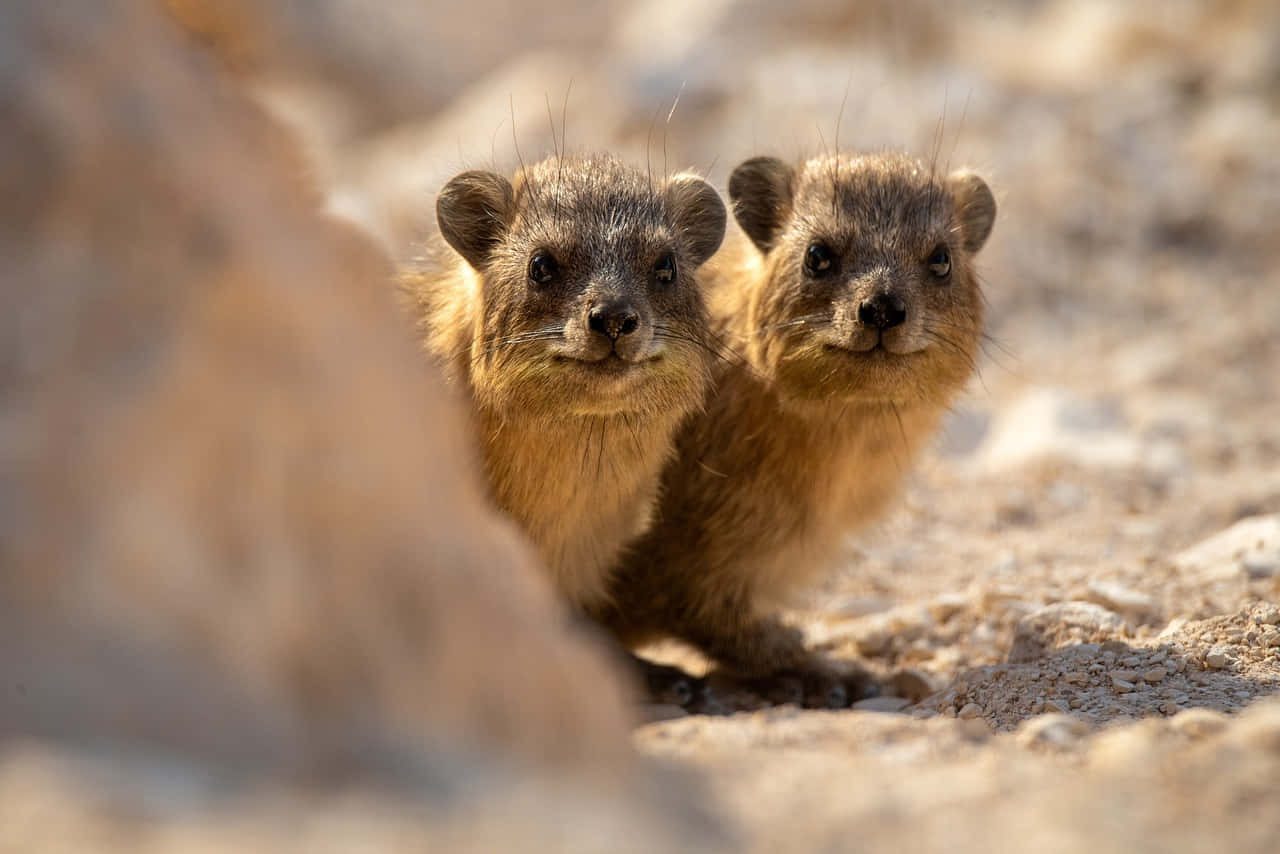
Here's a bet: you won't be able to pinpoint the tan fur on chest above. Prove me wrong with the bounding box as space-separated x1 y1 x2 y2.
478 406 683 607
662 360 941 610
402 261 698 609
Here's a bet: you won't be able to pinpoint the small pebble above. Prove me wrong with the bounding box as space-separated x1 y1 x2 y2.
1243 555 1279 579
1110 669 1141 683
927 593 969 622
1257 605 1280 626
1045 698 1070 714
1205 647 1232 669
1064 671 1089 684
888 668 936 703
1142 667 1168 683
852 696 912 714
1085 581 1155 617
1111 677 1135 694
957 702 984 719
1160 700 1181 715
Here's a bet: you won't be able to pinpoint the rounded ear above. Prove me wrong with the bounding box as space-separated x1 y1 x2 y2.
727 156 795 254
664 173 727 268
436 170 515 270
947 170 996 253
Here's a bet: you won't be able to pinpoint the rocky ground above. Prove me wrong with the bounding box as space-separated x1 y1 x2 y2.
4 0 1278 851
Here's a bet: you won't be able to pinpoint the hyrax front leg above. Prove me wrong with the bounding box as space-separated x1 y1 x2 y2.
682 613 880 709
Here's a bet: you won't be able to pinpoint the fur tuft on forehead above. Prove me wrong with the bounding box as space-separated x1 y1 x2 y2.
512 154 665 228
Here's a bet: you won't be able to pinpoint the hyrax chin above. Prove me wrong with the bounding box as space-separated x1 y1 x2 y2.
402 154 726 611
595 152 997 709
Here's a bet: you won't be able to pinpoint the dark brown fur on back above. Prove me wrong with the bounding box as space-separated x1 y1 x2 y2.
595 152 996 707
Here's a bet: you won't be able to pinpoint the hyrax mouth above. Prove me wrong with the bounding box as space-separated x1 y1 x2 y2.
557 352 648 370
822 335 929 359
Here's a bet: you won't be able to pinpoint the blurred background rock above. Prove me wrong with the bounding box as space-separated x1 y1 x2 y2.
3 0 1278 851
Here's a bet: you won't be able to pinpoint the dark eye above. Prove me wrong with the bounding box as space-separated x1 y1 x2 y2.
528 251 558 286
654 253 677 284
927 245 951 279
804 243 835 278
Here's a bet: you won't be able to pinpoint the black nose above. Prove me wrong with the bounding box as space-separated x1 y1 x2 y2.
857 293 907 330
588 302 640 340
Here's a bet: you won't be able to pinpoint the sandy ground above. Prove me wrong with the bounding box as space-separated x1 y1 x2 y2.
4 1 1278 851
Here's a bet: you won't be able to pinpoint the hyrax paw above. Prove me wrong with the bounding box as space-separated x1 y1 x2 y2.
632 656 707 709
748 663 881 710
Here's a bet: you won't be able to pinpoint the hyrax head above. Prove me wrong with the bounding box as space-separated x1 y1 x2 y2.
729 152 996 406
437 154 726 418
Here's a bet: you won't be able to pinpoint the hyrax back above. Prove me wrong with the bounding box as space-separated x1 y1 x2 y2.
402 154 726 609
597 152 997 708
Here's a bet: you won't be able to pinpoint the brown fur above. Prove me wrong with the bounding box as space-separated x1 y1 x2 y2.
401 155 726 610
595 152 997 707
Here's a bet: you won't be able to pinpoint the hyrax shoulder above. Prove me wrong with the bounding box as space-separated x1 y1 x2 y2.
599 151 997 709
402 153 726 609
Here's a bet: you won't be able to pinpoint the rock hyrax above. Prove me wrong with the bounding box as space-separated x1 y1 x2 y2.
402 154 726 611
595 151 997 708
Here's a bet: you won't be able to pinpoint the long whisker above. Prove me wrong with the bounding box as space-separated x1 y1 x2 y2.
885 401 909 474
477 332 563 354
922 327 985 390
752 313 834 336
620 411 644 459
920 317 1018 370
462 325 567 361
510 94 546 234
545 92 560 220
653 323 741 365
663 80 685 181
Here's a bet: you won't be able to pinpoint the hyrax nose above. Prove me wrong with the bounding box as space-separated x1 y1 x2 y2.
857 293 907 330
587 301 640 341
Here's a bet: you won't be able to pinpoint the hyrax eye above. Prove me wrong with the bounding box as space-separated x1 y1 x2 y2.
528 251 558 286
804 243 835 278
927 245 951 279
654 253 677 284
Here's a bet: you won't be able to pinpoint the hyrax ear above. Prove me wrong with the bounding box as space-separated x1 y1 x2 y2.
436 170 515 270
947 170 996 254
665 173 727 268
727 156 796 255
